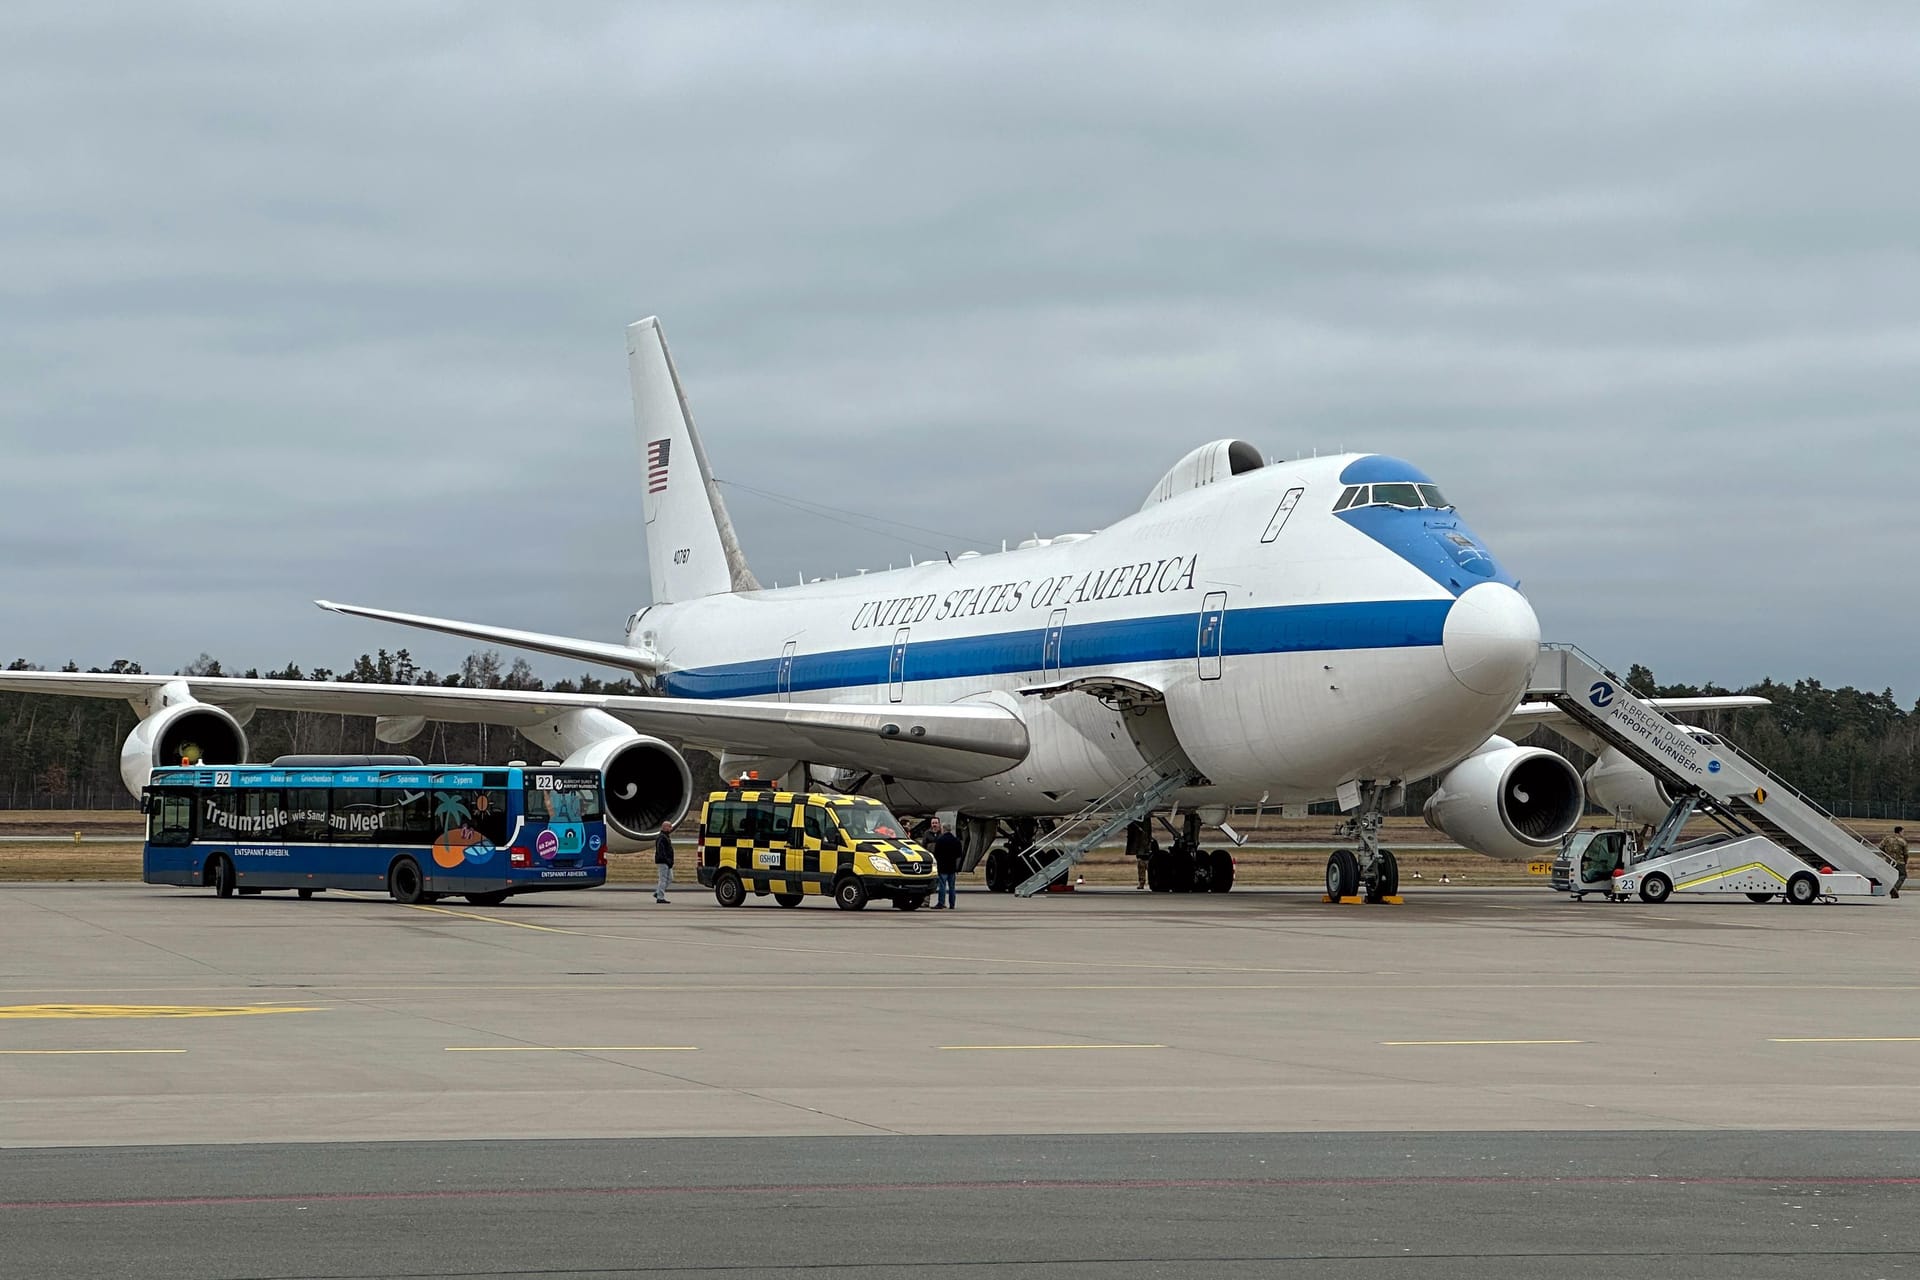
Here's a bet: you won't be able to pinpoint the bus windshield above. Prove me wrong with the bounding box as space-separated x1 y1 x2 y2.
523 771 603 823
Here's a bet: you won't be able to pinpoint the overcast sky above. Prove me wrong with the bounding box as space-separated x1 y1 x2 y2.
3 2 1916 700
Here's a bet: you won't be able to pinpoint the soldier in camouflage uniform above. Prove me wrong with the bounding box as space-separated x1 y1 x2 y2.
1880 826 1907 899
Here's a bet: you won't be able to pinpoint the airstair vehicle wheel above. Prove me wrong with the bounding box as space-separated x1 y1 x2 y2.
834 877 870 911
388 857 427 905
714 871 745 908
1638 873 1672 904
1326 850 1360 900
1786 872 1819 906
1746 892 1776 904
1209 848 1235 893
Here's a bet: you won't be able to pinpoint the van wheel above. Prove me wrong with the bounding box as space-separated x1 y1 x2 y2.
208 855 235 898
775 893 804 908
1786 872 1820 905
466 891 510 906
389 857 427 904
1638 872 1672 904
834 877 869 911
714 871 746 908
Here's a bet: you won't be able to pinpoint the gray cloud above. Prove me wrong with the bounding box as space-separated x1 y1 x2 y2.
1 1 1916 699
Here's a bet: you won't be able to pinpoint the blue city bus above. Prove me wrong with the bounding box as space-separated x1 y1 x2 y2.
140 758 607 905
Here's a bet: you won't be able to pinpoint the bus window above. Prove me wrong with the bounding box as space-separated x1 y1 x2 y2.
201 788 288 842
525 773 601 824
329 788 386 842
432 789 508 846
286 788 331 842
382 789 436 846
147 789 194 846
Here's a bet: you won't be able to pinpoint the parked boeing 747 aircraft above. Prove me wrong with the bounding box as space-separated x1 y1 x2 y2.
0 318 1760 901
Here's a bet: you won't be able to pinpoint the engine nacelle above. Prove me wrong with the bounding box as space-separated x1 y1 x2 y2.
1423 736 1584 861
1582 747 1674 827
120 700 250 794
561 734 693 844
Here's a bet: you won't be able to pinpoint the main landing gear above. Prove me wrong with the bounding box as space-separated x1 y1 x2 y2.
976 814 1234 894
1327 783 1401 904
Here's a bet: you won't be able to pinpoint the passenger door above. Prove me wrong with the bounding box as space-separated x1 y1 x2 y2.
888 628 909 703
1042 608 1067 680
776 641 796 702
1197 591 1227 681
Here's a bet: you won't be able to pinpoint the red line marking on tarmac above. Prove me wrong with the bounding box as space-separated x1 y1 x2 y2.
6 1174 1920 1211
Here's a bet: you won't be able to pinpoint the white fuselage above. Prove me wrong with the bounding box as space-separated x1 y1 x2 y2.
629 453 1541 817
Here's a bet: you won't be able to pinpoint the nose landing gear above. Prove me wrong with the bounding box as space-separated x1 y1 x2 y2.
1328 783 1404 904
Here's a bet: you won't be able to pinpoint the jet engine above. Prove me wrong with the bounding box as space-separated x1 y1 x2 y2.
1582 747 1673 828
561 733 693 844
120 701 249 794
1422 736 1584 861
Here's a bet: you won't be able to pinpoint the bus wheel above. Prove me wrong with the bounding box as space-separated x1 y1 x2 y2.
834 877 870 911
774 893 804 908
208 855 235 898
714 871 745 908
389 857 427 905
297 889 318 900
466 891 510 906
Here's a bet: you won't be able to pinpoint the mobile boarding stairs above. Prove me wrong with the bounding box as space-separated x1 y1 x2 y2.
1531 645 1898 903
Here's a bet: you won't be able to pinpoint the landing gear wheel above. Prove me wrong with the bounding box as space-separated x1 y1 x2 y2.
1209 848 1235 893
1147 848 1168 892
984 848 1011 893
774 893 804 908
894 895 924 911
388 857 427 905
1366 849 1400 903
466 890 510 906
1746 892 1776 904
1786 872 1819 905
714 871 745 908
1638 872 1673 904
297 888 317 900
1326 849 1360 900
1191 852 1214 893
834 877 870 911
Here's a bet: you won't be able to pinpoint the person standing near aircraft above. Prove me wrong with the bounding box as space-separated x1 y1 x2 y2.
1880 826 1907 898
929 818 962 909
654 820 676 903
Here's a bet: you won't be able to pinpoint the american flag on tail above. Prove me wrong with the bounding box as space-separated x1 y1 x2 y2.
647 439 671 493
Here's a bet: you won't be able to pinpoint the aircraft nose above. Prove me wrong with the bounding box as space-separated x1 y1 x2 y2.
1442 582 1540 697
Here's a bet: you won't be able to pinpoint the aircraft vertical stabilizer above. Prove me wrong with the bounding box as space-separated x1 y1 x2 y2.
628 317 760 602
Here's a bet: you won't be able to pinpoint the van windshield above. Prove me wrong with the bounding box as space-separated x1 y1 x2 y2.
833 805 910 840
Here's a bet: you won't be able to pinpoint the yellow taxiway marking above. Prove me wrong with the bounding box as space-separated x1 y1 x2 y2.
0 1004 324 1020
940 1043 1166 1051
445 1046 698 1053
385 900 578 934
0 1049 187 1055
1381 1039 1585 1046
1770 1036 1920 1043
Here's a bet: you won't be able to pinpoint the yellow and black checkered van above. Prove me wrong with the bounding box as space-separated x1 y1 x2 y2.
695 789 936 911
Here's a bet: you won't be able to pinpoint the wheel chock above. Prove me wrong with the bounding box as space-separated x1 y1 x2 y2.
1321 895 1405 905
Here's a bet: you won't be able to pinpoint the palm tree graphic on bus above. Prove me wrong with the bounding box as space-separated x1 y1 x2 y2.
431 790 494 869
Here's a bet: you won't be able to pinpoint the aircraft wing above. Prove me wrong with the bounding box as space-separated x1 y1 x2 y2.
315 601 660 675
0 672 1029 784
1502 695 1771 755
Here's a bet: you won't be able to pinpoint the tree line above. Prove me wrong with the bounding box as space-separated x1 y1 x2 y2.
0 650 1914 819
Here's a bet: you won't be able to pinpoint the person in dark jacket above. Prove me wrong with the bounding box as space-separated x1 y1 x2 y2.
653 821 675 904
929 817 963 910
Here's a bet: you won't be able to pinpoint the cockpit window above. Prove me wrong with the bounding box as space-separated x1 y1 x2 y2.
1337 481 1454 512
1369 482 1422 509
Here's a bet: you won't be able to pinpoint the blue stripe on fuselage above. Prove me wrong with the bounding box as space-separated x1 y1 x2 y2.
657 598 1452 699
